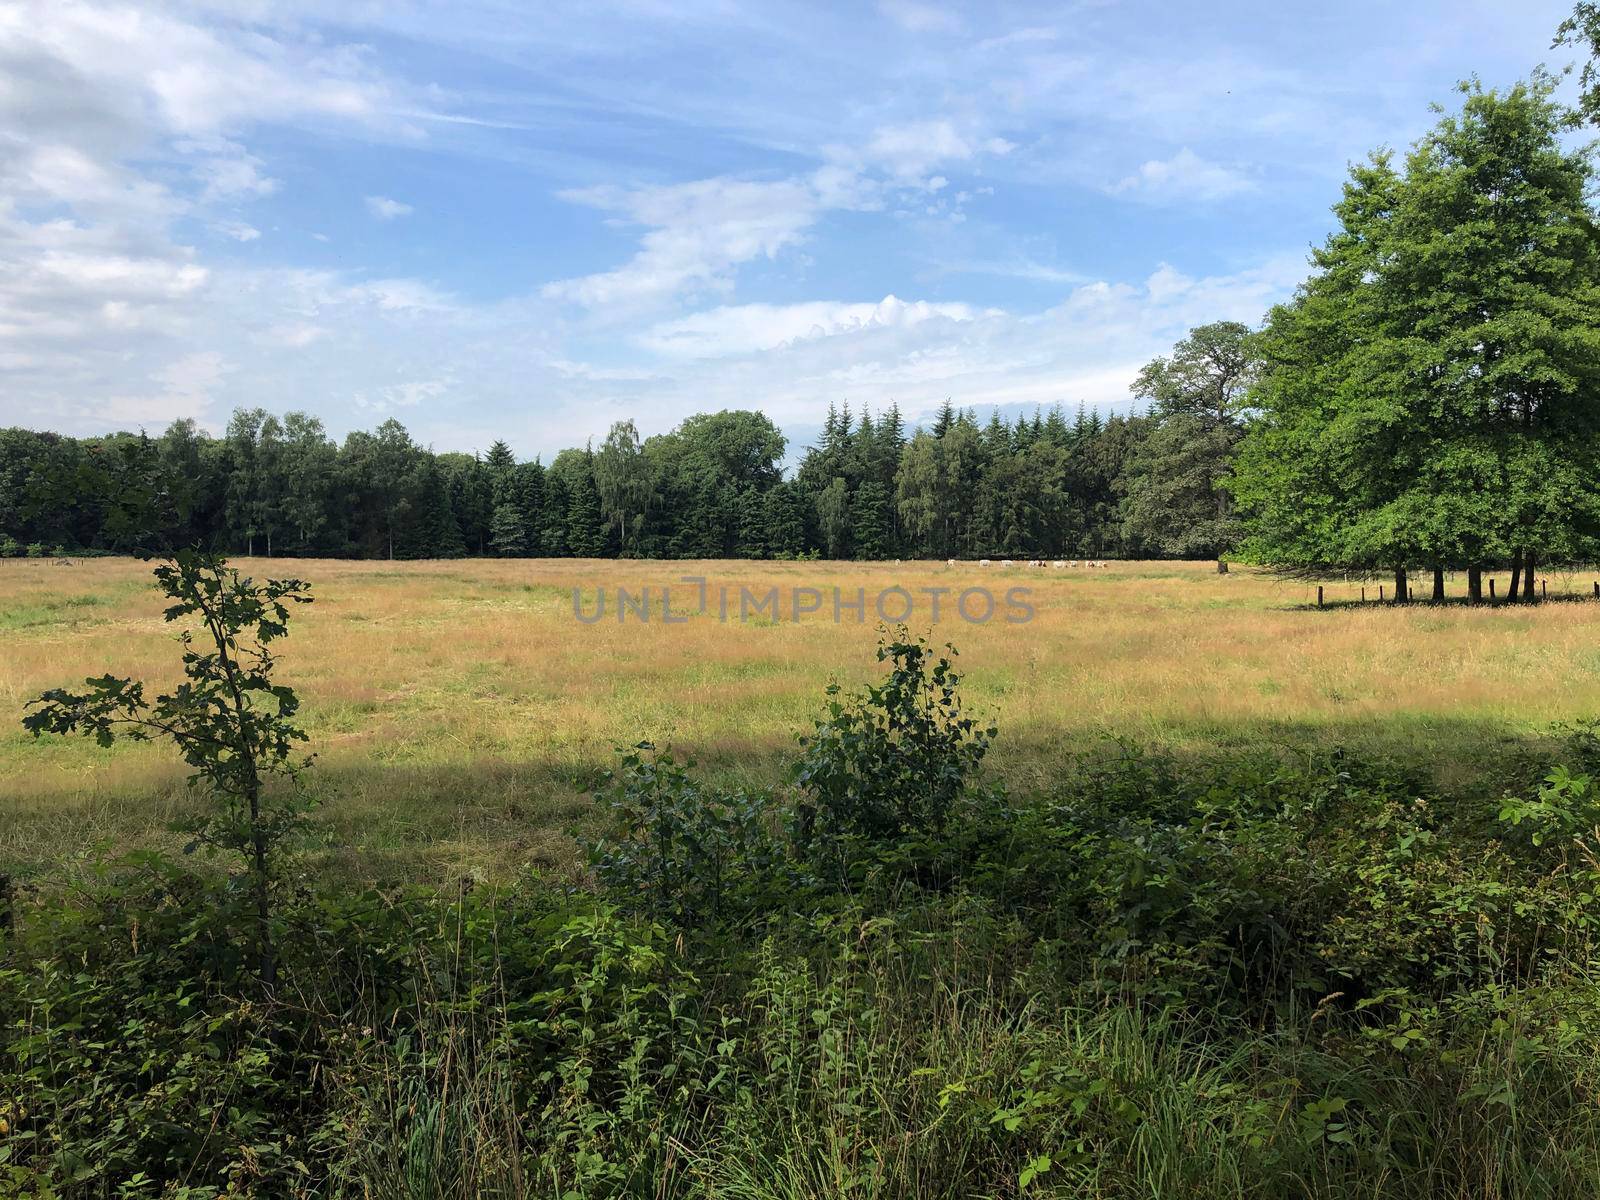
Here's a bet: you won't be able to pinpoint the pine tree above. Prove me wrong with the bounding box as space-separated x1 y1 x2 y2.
489 503 529 556
764 482 808 557
408 457 465 559
485 439 516 475
566 464 606 557
851 480 891 559
736 486 768 558
541 474 571 555
514 461 545 552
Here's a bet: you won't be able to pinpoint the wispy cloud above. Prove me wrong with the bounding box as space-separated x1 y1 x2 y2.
365 195 415 220
640 295 997 359
541 176 821 308
1112 148 1255 203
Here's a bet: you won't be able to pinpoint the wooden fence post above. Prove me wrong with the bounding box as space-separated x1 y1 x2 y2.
1317 585 1324 608
1490 579 1496 601
1542 579 1547 601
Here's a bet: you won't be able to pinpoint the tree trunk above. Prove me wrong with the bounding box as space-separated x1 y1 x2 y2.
1526 551 1538 602
1394 567 1408 604
1432 565 1445 602
1468 567 1482 604
1508 552 1523 601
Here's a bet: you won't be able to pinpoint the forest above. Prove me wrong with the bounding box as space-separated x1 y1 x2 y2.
0 396 1161 564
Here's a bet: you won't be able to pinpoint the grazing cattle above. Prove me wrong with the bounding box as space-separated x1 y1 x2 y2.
978 558 991 567
1052 560 1066 569
946 558 956 567
1001 559 1014 568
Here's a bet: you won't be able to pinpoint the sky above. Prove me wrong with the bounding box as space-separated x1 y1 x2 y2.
0 0 1583 461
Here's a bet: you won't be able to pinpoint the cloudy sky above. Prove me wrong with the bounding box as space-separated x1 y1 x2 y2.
0 0 1580 459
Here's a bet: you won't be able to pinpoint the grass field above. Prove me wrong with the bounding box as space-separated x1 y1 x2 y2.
3 555 1599 882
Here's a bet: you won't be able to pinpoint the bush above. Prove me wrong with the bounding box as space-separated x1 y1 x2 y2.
791 634 996 884
583 742 784 930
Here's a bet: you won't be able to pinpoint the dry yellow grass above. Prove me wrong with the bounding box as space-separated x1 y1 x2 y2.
3 556 1598 881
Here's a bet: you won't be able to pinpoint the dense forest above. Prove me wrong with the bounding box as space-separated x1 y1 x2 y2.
0 381 1220 565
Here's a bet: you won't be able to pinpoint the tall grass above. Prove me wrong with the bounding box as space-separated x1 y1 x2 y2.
3 556 1598 882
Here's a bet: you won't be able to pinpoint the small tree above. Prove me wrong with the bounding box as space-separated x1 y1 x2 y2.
793 634 994 882
22 551 313 989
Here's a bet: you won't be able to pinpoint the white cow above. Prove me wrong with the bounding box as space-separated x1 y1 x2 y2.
1001 559 1014 568
978 558 991 567
946 558 956 567
1052 560 1066 569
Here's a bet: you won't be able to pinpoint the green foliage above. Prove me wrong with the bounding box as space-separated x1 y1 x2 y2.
1235 79 1600 579
793 635 995 880
583 742 782 929
21 552 313 986
487 501 528 556
10 635 1600 1196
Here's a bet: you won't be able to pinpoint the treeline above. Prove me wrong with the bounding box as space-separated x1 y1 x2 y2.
0 395 1217 562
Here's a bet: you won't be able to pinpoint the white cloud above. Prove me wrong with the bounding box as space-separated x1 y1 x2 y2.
188 143 280 203
641 294 994 359
541 176 820 308
0 2 407 140
98 351 227 426
213 221 261 242
541 120 1019 312
264 322 325 347
354 378 449 412
1113 149 1255 203
365 195 414 220
848 120 1015 187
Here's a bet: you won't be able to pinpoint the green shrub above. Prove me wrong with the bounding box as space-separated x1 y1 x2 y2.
583 742 784 930
791 634 995 884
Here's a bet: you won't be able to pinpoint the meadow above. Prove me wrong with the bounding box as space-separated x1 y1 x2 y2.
9 555 1600 1198
3 554 1599 882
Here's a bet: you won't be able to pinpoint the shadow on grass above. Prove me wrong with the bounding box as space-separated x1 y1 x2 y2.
5 710 1592 887
1280 592 1600 613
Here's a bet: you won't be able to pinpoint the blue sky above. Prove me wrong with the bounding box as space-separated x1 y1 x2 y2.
0 0 1580 460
